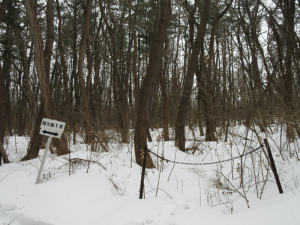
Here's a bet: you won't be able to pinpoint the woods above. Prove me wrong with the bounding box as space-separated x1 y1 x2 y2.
0 0 299 166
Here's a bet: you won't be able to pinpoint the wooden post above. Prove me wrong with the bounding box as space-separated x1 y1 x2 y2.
264 138 283 194
139 145 147 199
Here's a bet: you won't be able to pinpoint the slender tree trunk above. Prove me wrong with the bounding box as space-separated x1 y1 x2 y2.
77 0 93 144
0 0 11 145
3 21 12 136
283 0 297 139
130 2 139 128
0 64 6 145
14 29 34 136
175 0 211 150
134 0 172 168
56 0 71 121
70 0 79 144
93 18 103 135
196 62 205 136
204 2 232 141
99 0 129 143
160 74 170 141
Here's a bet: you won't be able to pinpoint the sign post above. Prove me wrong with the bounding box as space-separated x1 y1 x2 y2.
35 136 52 184
35 118 65 184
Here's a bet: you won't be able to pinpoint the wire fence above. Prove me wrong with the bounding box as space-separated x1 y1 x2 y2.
147 144 265 166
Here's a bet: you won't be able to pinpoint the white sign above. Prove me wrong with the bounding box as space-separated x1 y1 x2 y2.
40 118 66 138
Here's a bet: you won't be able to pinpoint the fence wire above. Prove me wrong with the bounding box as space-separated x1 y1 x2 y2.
147 144 264 166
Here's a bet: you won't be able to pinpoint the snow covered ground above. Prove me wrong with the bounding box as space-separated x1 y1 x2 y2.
0 126 299 225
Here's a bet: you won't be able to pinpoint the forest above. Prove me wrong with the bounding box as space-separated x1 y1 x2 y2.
0 0 299 166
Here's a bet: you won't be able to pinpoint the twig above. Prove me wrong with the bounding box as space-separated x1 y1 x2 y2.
106 175 122 195
217 171 250 208
145 188 173 199
168 147 178 181
69 158 107 170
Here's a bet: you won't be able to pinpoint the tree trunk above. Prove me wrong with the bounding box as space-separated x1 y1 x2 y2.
0 64 6 144
24 0 70 157
134 0 172 168
77 0 93 144
0 0 11 142
196 56 205 137
0 140 10 164
160 73 170 141
204 2 232 142
99 0 130 143
283 0 297 139
22 103 45 161
130 2 139 128
3 14 12 136
56 0 71 121
175 0 211 151
15 33 34 136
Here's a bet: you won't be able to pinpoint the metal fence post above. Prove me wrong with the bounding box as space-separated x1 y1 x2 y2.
264 138 283 194
139 145 147 199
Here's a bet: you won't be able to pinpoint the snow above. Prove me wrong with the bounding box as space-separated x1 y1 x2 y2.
1 126 300 225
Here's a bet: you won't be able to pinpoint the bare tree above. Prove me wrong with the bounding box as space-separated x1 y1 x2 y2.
0 64 10 165
134 0 172 168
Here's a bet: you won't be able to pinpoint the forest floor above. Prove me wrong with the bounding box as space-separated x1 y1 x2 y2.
0 125 300 225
